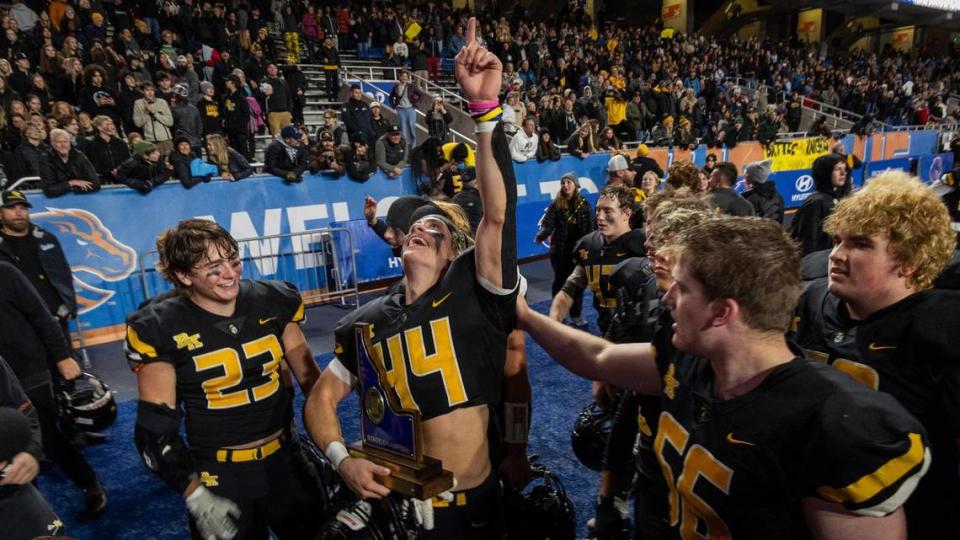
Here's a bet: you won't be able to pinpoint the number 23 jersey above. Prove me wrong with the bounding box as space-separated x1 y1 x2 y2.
125 280 305 449
653 353 929 539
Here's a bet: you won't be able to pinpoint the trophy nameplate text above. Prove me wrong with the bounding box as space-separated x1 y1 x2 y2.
349 323 454 499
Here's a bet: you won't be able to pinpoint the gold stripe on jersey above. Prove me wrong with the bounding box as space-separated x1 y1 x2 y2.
292 301 306 323
817 432 925 504
127 326 158 359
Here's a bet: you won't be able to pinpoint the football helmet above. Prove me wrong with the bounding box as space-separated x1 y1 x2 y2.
503 456 576 540
57 372 117 434
571 400 619 472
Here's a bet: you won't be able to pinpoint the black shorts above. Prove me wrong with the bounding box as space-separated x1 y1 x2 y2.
0 484 63 540
420 472 503 540
188 443 325 540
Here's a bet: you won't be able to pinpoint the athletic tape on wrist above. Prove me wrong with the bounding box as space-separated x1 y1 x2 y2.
475 121 498 134
503 402 530 444
325 441 350 471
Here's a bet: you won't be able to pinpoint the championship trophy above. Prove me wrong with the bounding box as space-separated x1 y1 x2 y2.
348 323 454 499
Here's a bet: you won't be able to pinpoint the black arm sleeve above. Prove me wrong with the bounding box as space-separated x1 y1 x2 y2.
369 218 389 241
9 265 71 364
0 357 42 460
491 122 518 289
135 400 197 495
602 390 641 479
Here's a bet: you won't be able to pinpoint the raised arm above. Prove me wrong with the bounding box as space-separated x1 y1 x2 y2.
457 17 517 292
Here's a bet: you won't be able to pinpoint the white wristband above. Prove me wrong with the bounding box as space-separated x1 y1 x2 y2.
475 120 498 134
325 441 350 471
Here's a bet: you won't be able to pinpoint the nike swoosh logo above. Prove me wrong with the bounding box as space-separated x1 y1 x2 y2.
726 433 754 447
259 316 277 325
616 252 627 257
432 292 452 308
868 343 896 351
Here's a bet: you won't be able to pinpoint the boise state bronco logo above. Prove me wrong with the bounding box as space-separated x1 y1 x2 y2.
32 208 137 314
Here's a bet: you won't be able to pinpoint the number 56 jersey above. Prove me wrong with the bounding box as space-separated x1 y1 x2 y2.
125 280 305 450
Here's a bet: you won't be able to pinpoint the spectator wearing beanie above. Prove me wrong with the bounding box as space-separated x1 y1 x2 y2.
40 129 101 198
631 144 664 178
708 161 754 216
265 125 309 183
170 84 204 153
376 124 408 178
168 136 209 188
116 141 171 194
741 159 784 223
790 153 850 255
197 81 222 137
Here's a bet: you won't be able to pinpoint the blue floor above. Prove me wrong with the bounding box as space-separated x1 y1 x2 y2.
37 298 605 539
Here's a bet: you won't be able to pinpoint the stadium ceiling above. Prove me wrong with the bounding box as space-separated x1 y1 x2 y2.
763 0 960 30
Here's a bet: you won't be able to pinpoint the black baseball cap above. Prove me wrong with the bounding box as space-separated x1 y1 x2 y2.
387 124 401 135
2 190 32 208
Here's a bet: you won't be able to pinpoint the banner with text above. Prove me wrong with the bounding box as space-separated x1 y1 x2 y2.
763 137 831 172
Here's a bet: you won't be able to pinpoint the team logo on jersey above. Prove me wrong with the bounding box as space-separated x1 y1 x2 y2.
32 208 137 315
174 332 203 351
579 248 589 261
868 342 896 351
228 323 239 335
259 316 277 325
432 292 452 308
726 432 754 446
199 472 219 487
833 332 845 343
663 364 679 400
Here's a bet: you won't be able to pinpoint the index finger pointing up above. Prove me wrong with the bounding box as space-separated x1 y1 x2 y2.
465 17 476 45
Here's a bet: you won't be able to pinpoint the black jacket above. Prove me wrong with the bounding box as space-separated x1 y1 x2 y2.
83 135 131 183
790 192 836 256
167 150 208 189
39 149 101 198
0 224 77 319
198 97 223 136
116 156 171 194
264 76 293 113
264 140 309 182
11 141 49 181
743 181 785 224
344 148 375 182
0 262 71 391
342 98 376 145
0 354 43 464
221 90 251 134
710 187 755 217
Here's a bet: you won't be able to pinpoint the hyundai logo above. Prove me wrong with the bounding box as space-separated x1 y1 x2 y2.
795 175 814 193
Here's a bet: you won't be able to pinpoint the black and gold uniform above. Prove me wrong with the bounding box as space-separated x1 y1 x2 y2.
853 290 960 539
563 228 646 334
791 278 859 367
126 280 323 539
652 350 929 539
330 248 518 421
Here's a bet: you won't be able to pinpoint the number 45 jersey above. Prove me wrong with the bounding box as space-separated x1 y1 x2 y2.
125 280 304 449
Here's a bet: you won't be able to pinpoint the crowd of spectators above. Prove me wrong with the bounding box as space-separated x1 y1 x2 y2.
0 0 957 196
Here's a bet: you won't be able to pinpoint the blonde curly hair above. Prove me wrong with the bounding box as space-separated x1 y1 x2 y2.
824 171 953 291
665 160 702 193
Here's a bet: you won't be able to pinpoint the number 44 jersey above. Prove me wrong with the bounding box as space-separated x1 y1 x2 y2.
125 281 304 449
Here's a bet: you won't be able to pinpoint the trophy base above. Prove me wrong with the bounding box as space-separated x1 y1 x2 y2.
347 442 455 500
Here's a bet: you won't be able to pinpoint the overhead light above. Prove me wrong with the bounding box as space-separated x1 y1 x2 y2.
891 2 898 10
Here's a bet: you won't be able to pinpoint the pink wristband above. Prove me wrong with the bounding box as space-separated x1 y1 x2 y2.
468 100 500 112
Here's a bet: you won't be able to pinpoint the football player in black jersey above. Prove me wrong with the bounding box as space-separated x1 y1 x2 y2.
305 17 525 539
125 219 323 540
550 184 646 337
518 216 929 539
814 171 959 539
